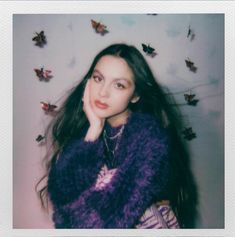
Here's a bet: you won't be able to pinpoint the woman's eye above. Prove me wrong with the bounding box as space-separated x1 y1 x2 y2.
115 82 125 89
93 76 102 82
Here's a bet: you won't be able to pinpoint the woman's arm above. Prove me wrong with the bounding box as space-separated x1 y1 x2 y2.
48 136 104 209
53 127 170 228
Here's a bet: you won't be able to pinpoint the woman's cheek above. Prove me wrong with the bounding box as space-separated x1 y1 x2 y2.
89 83 98 98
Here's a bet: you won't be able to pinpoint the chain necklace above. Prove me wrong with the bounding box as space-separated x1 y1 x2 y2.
103 124 125 169
103 124 125 140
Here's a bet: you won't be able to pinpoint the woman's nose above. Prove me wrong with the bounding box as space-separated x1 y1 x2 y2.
98 84 110 97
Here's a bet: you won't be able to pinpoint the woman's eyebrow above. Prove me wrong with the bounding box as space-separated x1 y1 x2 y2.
93 68 133 84
93 69 103 77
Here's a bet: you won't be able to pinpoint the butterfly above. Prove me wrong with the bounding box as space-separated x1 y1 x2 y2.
34 67 53 81
36 134 45 143
187 25 192 38
184 93 199 106
187 25 195 41
40 101 57 112
91 19 108 35
185 58 197 73
184 93 195 102
182 127 197 141
141 43 157 57
187 99 199 106
32 31 47 47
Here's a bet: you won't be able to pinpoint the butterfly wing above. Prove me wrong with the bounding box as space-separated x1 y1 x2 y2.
187 26 191 38
39 31 44 36
142 43 148 53
39 31 46 43
186 131 196 140
91 19 98 29
189 65 197 73
185 59 195 69
40 102 49 111
182 127 196 140
182 127 191 136
48 104 57 112
142 44 155 54
188 99 199 106
97 23 106 33
34 68 41 76
32 31 46 46
32 35 39 41
44 70 52 78
190 94 196 100
185 94 195 102
40 102 57 112
185 59 190 67
91 20 108 34
184 94 189 101
36 134 45 142
146 44 154 54
34 68 44 80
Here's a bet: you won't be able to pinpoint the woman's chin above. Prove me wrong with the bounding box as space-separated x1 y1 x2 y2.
93 108 111 119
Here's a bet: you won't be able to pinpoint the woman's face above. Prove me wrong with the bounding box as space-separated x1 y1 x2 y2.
89 55 139 127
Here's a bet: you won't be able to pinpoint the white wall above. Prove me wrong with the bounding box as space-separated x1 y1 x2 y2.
13 14 224 228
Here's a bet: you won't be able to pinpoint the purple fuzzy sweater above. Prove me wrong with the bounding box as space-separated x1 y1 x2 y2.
47 112 171 228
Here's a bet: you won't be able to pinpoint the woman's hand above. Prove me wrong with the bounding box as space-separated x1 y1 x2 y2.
83 79 105 141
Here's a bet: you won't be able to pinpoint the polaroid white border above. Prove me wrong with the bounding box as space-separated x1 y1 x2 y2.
0 1 234 237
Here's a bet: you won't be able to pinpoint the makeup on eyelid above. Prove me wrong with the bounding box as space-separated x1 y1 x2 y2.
92 69 132 87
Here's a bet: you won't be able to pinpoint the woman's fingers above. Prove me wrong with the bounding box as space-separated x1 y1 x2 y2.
83 79 104 124
83 79 105 141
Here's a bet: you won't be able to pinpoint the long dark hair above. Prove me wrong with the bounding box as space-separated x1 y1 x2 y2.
36 43 198 228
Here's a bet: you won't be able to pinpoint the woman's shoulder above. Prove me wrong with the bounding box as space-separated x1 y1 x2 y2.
126 112 169 142
128 112 166 132
123 112 170 164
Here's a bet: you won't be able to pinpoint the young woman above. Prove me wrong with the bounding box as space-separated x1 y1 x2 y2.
37 43 198 229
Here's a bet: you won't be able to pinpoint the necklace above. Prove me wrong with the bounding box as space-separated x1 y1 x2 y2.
103 124 125 169
103 124 125 140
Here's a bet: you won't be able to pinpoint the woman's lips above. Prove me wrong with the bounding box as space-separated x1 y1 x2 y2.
94 100 108 109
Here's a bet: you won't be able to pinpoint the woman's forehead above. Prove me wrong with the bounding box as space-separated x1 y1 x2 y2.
94 55 134 81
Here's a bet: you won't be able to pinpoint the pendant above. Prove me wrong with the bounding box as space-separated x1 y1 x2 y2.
105 149 117 169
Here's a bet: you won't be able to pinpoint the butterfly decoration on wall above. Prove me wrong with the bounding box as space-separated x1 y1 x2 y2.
184 92 199 106
32 31 47 47
91 19 109 35
34 67 53 82
185 58 197 73
40 101 57 113
35 134 45 143
187 25 195 41
182 127 197 141
141 43 157 57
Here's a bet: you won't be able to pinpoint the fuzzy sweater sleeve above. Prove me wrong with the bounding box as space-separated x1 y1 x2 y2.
48 137 104 226
52 123 171 229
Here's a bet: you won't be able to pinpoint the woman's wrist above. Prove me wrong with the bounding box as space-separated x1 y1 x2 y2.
84 125 103 142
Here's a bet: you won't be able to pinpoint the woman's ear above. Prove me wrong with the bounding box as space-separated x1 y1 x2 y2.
131 95 140 103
